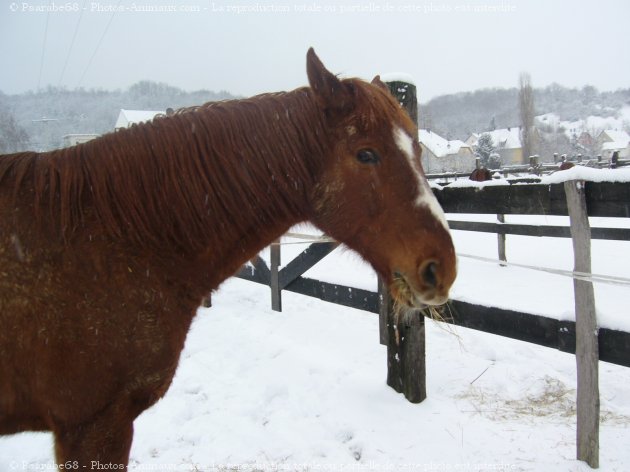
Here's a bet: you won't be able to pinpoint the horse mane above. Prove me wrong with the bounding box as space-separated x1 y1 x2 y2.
0 88 333 255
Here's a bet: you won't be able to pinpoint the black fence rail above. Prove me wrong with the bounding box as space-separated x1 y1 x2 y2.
435 181 630 217
447 219 630 240
239 262 379 313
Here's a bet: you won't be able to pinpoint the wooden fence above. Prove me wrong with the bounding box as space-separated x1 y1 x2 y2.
235 179 629 469
236 181 630 370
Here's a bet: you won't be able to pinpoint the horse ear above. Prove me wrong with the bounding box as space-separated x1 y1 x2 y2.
306 48 354 114
371 75 390 93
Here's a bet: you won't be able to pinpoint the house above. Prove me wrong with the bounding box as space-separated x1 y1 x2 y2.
418 129 476 174
597 130 630 159
466 127 525 165
114 109 165 130
577 131 595 150
62 133 100 147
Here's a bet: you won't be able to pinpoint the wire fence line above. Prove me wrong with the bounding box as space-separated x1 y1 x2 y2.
270 232 630 287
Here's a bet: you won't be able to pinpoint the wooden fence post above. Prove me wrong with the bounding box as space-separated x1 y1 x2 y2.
383 76 426 403
386 309 427 403
270 239 282 312
384 78 418 124
497 213 507 266
379 277 427 402
378 278 390 345
565 180 599 469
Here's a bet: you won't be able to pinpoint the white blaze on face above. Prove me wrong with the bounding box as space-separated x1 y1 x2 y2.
393 126 449 230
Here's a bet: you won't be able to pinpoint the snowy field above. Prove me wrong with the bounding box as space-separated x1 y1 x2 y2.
1 215 629 471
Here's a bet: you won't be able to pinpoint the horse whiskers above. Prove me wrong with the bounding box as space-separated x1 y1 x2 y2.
390 274 414 311
422 303 452 324
390 273 455 320
422 301 463 343
389 277 460 346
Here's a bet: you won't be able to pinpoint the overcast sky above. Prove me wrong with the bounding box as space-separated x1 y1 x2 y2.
1 0 628 101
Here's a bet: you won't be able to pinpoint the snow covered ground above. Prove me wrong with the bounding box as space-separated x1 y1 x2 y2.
1 219 629 471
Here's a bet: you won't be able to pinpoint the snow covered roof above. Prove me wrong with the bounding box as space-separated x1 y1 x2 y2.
418 129 471 158
599 129 630 143
602 141 628 151
598 130 630 152
115 109 165 129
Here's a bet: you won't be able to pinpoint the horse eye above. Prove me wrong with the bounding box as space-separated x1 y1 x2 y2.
356 149 380 164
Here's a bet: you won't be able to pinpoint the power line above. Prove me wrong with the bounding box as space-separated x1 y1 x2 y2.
58 0 86 87
456 252 630 287
76 0 122 88
37 1 52 91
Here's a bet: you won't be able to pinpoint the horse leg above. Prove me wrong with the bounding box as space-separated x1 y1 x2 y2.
53 405 134 470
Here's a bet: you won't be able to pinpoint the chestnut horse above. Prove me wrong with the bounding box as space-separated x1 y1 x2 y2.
0 49 456 467
469 167 493 182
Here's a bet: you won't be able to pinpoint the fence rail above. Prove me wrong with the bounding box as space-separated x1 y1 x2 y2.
447 219 630 240
435 181 630 217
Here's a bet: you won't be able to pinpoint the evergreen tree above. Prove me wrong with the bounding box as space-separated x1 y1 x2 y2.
474 133 495 164
474 134 502 168
487 152 502 169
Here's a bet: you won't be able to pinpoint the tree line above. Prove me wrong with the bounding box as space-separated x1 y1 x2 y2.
0 81 236 152
419 83 630 142
1 80 629 156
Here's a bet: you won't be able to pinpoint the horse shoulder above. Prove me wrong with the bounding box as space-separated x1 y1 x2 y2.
0 228 199 431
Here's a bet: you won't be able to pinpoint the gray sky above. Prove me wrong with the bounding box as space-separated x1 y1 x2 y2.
1 0 628 101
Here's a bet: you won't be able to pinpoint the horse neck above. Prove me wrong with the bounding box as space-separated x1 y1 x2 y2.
77 89 328 282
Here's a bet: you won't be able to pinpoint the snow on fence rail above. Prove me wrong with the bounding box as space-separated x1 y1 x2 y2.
435 179 630 217
425 155 630 184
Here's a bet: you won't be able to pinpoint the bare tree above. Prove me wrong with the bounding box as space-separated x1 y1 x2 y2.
0 110 30 153
519 72 535 163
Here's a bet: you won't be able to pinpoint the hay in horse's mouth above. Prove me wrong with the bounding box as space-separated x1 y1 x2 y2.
390 272 424 310
390 273 451 323
389 274 454 348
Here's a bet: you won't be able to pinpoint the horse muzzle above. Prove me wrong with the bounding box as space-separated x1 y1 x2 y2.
390 259 454 309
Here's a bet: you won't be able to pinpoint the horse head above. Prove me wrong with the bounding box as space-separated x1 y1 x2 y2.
305 49 456 308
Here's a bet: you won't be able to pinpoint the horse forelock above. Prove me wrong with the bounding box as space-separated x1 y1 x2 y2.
343 78 408 132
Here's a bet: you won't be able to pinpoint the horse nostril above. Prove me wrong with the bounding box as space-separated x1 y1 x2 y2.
421 261 439 289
